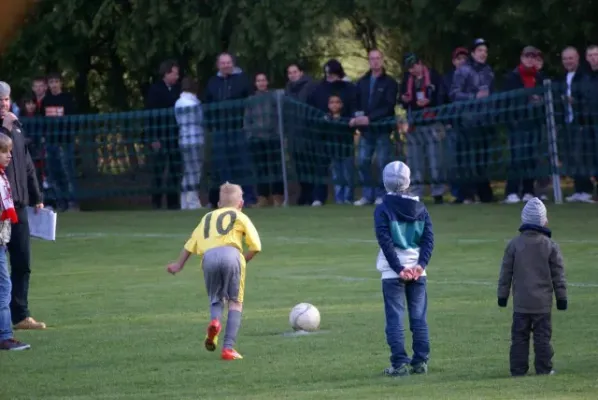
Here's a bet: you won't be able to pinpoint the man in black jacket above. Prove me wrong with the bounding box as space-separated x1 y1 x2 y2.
145 60 181 210
0 81 45 330
204 53 255 208
353 50 399 207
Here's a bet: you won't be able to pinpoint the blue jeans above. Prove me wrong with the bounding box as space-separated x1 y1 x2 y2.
46 143 77 204
0 246 12 341
331 157 354 203
382 277 429 368
357 134 392 202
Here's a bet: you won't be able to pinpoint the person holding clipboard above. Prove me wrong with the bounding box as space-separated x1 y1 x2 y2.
0 81 46 331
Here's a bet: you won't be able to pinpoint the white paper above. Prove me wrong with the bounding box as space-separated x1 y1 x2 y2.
26 207 57 241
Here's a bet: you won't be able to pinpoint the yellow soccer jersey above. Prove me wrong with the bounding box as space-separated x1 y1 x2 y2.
184 207 262 258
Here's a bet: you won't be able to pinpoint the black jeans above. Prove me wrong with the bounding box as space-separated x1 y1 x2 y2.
510 312 553 376
150 145 182 210
456 128 494 202
504 125 540 197
250 138 283 197
9 207 32 324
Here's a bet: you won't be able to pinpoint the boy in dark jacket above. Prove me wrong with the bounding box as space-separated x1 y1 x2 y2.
497 197 567 376
374 161 434 377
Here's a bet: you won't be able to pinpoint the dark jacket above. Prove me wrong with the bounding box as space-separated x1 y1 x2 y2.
0 122 42 207
374 194 434 274
307 79 358 118
450 58 495 102
498 224 567 314
318 114 354 159
399 68 444 113
502 66 544 123
40 92 76 144
558 69 586 125
144 80 181 146
355 70 398 121
145 80 181 110
584 69 598 126
442 69 456 104
285 75 317 103
203 68 252 132
204 68 252 104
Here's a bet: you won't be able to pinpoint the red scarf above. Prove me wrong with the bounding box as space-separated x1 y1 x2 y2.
518 64 537 88
0 168 18 223
404 66 431 103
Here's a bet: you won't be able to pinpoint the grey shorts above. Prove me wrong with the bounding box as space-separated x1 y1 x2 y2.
202 246 243 304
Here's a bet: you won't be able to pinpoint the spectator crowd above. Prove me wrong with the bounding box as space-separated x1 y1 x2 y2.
6 38 598 211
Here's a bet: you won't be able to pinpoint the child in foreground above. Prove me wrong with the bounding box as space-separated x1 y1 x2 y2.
0 133 30 351
497 197 567 376
166 182 262 360
374 161 434 377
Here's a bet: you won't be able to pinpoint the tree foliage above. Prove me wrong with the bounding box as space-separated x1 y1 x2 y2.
2 0 598 112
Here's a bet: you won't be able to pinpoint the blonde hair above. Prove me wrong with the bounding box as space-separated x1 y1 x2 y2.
218 182 244 208
0 133 13 152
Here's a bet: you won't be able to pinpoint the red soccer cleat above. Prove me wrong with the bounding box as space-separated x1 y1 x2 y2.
204 319 221 352
221 348 243 360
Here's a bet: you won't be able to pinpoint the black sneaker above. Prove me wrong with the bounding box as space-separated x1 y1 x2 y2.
383 363 410 377
0 338 31 351
411 361 428 374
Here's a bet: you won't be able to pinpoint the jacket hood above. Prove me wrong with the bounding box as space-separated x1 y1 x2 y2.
217 67 243 78
382 194 427 222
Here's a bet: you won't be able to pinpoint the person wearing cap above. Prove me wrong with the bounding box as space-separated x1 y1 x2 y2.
353 50 399 207
0 81 46 331
443 47 469 105
502 46 544 205
449 38 495 204
307 59 358 206
498 197 567 377
399 52 446 204
374 161 434 377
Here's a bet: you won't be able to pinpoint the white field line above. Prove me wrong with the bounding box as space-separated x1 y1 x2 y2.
56 232 598 245
51 232 598 288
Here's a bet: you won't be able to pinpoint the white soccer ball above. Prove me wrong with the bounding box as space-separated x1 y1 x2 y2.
289 303 320 332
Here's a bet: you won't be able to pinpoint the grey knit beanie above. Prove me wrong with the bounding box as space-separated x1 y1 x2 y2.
521 197 548 226
383 161 411 193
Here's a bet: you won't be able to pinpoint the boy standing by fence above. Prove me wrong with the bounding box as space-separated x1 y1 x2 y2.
166 182 262 360
497 197 568 376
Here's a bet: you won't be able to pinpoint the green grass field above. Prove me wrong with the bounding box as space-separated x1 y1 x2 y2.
2 204 598 400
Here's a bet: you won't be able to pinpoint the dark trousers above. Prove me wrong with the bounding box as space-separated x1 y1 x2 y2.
208 131 256 207
505 126 539 197
565 125 595 194
456 128 494 202
151 146 182 210
250 138 283 197
293 138 314 206
510 312 553 376
9 207 32 324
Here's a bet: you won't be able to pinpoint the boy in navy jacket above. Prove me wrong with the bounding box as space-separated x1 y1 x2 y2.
374 161 434 377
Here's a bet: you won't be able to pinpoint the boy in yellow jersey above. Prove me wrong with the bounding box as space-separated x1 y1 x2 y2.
166 182 262 360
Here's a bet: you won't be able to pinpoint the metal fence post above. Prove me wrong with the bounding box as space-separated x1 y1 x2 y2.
275 89 289 206
542 79 563 204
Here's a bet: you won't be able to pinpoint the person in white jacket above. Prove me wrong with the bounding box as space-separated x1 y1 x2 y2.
174 77 204 210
